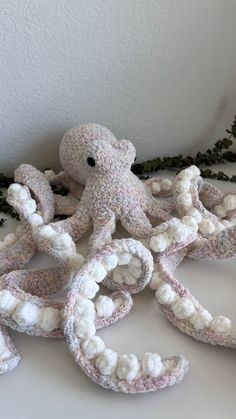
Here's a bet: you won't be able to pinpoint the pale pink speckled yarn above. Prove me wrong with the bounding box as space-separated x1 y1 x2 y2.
64 238 188 393
153 246 236 348
0 325 20 374
0 261 134 374
1 123 236 391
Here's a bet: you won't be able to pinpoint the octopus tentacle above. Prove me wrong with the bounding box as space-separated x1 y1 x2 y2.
0 165 55 275
151 248 236 348
46 205 91 242
0 325 20 374
2 266 73 298
173 165 235 232
15 163 55 223
171 165 236 258
0 266 133 374
102 238 153 294
188 225 236 260
0 267 133 338
88 209 116 252
146 196 175 221
64 238 188 393
45 170 84 198
145 177 173 198
95 291 133 330
121 210 153 238
209 192 236 221
0 229 36 275
0 271 65 339
120 206 197 261
54 193 79 216
198 181 224 210
173 167 217 223
27 203 91 263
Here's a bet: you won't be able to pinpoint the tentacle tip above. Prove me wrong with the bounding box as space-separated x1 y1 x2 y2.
0 353 21 375
117 355 189 394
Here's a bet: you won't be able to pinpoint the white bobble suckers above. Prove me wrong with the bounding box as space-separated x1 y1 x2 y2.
149 215 198 254
7 181 84 278
110 252 143 287
0 182 40 253
7 183 37 218
173 165 231 239
32 220 84 271
64 239 188 393
0 283 63 335
154 249 236 349
148 166 204 254
148 178 173 195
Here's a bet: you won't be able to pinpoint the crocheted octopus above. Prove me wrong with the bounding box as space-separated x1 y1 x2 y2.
0 123 236 394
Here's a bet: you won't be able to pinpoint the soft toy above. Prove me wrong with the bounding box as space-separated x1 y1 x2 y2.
0 123 236 394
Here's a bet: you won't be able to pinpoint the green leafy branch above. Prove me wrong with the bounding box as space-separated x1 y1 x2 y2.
132 115 236 179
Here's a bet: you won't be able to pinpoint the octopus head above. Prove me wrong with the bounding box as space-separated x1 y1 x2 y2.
60 123 136 183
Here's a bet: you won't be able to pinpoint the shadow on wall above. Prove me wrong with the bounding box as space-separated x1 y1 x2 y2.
186 93 228 156
11 130 64 175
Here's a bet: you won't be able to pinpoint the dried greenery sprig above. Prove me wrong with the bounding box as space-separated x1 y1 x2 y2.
132 115 236 177
0 173 19 225
51 184 69 196
0 116 235 226
0 190 19 226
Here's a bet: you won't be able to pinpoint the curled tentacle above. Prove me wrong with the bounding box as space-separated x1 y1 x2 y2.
64 238 188 393
0 165 55 274
198 181 224 210
33 205 91 252
95 291 133 329
172 165 235 241
123 214 197 261
170 165 236 258
8 181 90 263
146 196 175 221
15 164 55 223
0 268 133 341
0 324 20 374
173 166 218 222
151 248 236 348
103 238 157 293
0 269 65 338
44 170 84 199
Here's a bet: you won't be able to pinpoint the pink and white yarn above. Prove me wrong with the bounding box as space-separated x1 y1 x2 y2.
0 262 134 374
151 246 236 348
0 123 236 394
64 239 188 393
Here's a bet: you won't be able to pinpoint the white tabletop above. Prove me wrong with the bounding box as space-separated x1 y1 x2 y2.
1 164 236 419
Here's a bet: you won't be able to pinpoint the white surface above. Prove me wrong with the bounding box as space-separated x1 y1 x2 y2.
0 167 236 418
1 0 236 173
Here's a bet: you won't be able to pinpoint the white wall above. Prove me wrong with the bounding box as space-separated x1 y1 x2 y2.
1 0 236 174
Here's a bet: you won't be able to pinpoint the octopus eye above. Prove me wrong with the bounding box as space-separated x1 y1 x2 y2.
87 157 96 167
